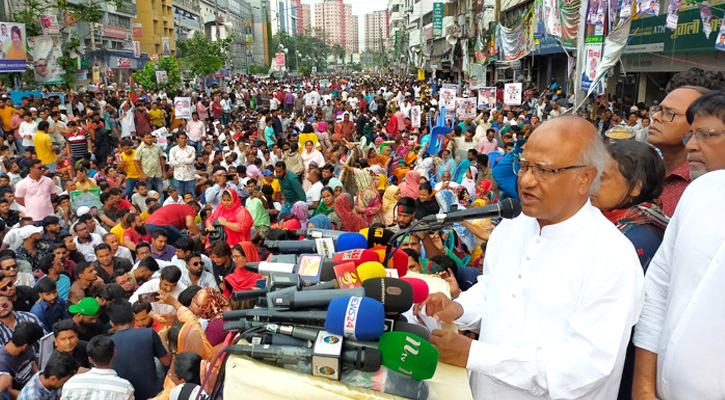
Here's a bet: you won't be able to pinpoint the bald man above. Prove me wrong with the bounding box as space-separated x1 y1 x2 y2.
417 116 644 400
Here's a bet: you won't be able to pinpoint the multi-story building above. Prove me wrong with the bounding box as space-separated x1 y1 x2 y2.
364 10 388 52
227 0 252 75
294 1 312 35
173 0 202 41
133 0 176 57
314 0 358 55
247 0 268 66
386 0 405 68
269 0 297 36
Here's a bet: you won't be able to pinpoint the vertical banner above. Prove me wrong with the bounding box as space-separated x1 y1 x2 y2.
132 22 142 37
534 0 545 38
433 3 443 38
418 68 425 81
439 86 458 120
133 40 141 57
477 87 497 109
411 106 421 128
580 35 604 92
665 0 681 29
40 15 59 36
161 37 171 56
699 3 712 38
608 0 620 32
621 0 632 17
28 36 63 84
716 17 725 51
543 0 562 37
0 22 27 72
504 83 522 106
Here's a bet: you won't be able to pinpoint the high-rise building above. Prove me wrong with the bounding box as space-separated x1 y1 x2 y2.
314 0 358 54
296 2 312 35
269 0 297 36
364 10 388 52
133 0 176 57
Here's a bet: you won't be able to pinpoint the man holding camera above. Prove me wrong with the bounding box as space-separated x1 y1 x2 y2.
204 167 244 209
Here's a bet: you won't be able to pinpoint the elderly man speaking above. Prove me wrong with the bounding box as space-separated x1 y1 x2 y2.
417 116 644 399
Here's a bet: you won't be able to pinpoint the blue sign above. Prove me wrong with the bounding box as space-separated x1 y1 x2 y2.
532 36 567 55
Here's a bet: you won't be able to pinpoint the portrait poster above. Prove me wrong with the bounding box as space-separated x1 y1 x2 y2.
700 3 712 38
637 0 660 16
174 97 191 119
411 105 421 128
716 17 725 51
503 83 522 106
477 86 497 109
455 98 477 120
0 22 27 72
439 87 458 119
27 36 63 84
40 15 59 36
70 189 102 211
155 70 168 84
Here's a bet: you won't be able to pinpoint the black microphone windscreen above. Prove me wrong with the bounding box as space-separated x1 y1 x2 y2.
320 261 338 282
342 347 383 372
362 278 414 314
393 321 431 341
500 198 522 219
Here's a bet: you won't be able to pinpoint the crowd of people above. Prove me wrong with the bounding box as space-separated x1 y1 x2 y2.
0 66 722 399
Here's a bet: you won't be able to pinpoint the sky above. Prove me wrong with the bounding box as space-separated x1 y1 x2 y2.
298 0 389 52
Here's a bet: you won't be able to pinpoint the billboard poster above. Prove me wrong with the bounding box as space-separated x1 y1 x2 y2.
580 36 604 91
699 3 712 38
637 0 660 16
455 98 478 120
0 23 27 72
27 36 63 84
411 105 421 128
40 15 59 36
174 97 191 119
504 83 523 106
439 86 457 119
155 70 168 84
161 36 171 56
716 17 725 51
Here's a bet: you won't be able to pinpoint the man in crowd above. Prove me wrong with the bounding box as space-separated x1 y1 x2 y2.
69 297 104 341
134 131 165 204
145 203 200 247
92 244 132 284
68 263 104 305
15 159 60 224
0 271 38 313
0 322 46 397
51 319 90 370
129 265 186 315
17 346 78 400
72 222 103 263
684 90 725 179
274 161 306 213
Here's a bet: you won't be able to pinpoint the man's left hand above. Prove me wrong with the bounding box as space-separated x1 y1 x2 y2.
430 329 473 368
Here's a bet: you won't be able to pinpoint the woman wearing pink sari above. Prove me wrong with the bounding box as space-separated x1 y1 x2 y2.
333 194 369 232
206 189 253 247
398 170 421 199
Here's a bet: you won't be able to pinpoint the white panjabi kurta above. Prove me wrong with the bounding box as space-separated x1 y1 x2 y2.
454 201 644 399
633 169 725 400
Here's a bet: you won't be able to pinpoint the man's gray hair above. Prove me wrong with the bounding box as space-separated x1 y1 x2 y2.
578 134 607 193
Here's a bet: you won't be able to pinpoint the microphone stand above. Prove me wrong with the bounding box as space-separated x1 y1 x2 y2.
382 220 450 265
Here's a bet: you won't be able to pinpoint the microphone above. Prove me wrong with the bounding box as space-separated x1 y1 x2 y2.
223 309 327 323
378 332 439 380
335 232 369 252
332 249 380 267
401 277 429 304
361 277 414 314
325 296 386 341
263 240 320 254
357 261 387 282
267 287 365 308
244 332 313 348
391 321 431 341
244 262 296 275
420 198 522 224
293 228 346 239
359 227 395 249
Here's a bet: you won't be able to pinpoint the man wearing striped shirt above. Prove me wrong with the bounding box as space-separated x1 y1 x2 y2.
60 335 134 400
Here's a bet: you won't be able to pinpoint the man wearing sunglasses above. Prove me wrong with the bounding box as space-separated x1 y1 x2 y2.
14 159 61 226
0 255 34 287
0 271 38 313
646 85 710 216
179 252 216 289
0 295 45 346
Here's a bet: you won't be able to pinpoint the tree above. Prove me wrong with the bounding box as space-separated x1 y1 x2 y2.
131 57 182 91
177 34 234 80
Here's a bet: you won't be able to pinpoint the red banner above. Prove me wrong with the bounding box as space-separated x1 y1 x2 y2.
103 24 127 39
132 23 142 37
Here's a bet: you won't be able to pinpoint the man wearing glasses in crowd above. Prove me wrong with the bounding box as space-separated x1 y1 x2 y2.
14 159 60 226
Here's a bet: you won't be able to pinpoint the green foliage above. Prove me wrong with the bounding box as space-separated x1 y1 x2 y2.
57 37 81 87
248 64 270 75
298 65 310 76
177 35 234 79
271 31 330 72
131 57 182 91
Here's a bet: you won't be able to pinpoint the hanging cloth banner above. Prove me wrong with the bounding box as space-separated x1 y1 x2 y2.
666 0 682 29
699 2 713 38
497 10 535 61
560 0 582 48
534 0 547 38
544 0 563 37
586 16 632 97
580 35 604 92
716 16 725 51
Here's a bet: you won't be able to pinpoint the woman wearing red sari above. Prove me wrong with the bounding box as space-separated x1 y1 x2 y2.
206 189 253 247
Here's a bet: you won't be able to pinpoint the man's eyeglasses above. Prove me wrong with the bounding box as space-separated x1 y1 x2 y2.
1 264 17 271
682 129 725 145
513 160 588 180
0 281 13 291
650 105 679 123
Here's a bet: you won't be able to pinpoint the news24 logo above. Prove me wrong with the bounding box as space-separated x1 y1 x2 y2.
343 296 362 339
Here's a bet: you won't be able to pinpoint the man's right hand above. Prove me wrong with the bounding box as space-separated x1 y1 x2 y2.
413 292 463 323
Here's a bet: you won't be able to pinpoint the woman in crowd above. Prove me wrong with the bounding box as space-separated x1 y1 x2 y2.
313 187 336 217
353 169 383 225
398 170 421 199
292 201 309 228
207 189 253 246
223 242 262 298
382 185 400 226
331 193 368 232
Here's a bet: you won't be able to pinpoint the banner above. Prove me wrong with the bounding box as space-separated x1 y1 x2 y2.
70 189 101 211
132 22 142 37
433 3 443 38
717 17 725 51
133 40 140 57
498 11 534 61
439 86 458 119
0 23 27 72
637 0 659 16
477 86 497 109
560 0 581 48
580 35 604 92
665 0 682 29
161 36 171 56
411 105 421 128
534 0 546 38
152 127 170 150
155 70 168 83
544 0 563 37
608 0 620 32
621 0 632 17
586 17 632 97
455 98 477 120
174 97 192 119
699 3 712 38
40 15 59 36
504 83 522 106
74 70 87 87
28 36 63 84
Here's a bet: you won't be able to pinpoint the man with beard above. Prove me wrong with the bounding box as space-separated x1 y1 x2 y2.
16 225 48 274
0 272 38 313
0 321 46 397
179 252 217 289
389 197 416 231
40 216 62 247
29 278 69 331
51 319 90 369
60 234 85 266
0 295 45 346
68 263 104 305
128 256 159 288
103 233 132 264
0 199 21 229
72 222 103 263
0 252 34 286
110 270 136 299
92 244 132 284
38 253 70 301
69 297 105 341
122 213 151 252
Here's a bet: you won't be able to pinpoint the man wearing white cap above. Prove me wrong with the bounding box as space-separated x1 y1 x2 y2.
15 225 47 273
